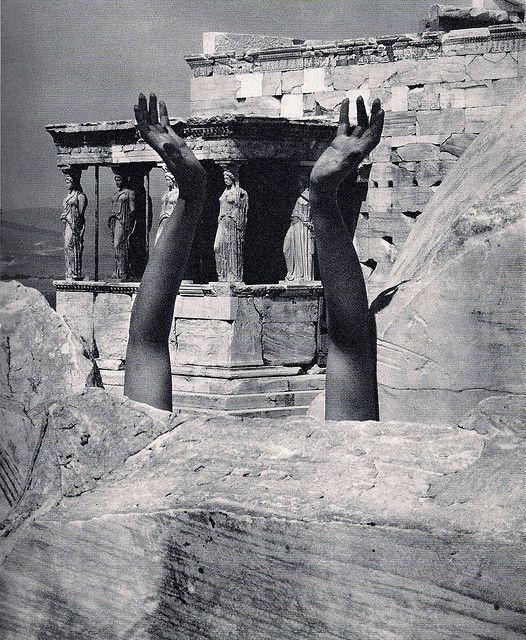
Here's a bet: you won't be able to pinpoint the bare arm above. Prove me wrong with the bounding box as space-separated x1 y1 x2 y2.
310 97 384 421
124 94 206 410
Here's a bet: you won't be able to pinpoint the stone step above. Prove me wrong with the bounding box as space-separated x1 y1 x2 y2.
171 404 312 418
171 389 320 411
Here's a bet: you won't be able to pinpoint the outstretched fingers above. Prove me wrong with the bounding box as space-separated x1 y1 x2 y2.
353 96 369 136
149 93 159 125
337 98 350 136
159 100 170 129
368 98 385 145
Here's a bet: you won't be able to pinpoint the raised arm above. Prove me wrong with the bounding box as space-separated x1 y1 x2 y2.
124 94 206 410
310 97 384 421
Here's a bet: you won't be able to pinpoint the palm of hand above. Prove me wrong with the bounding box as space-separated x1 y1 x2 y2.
134 93 205 195
311 97 384 190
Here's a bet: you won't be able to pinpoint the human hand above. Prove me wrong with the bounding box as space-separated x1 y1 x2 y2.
134 93 206 199
310 96 384 194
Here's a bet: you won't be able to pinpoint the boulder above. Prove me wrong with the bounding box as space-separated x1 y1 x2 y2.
376 93 526 424
0 281 101 412
0 281 102 524
1 392 525 639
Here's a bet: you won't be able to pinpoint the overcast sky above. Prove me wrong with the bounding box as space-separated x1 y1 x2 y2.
1 0 434 210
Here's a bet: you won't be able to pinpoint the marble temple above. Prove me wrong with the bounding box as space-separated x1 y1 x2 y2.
47 1 526 417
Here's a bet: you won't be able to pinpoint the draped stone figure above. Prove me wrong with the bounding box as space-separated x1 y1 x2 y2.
109 171 136 280
214 167 248 282
283 172 315 282
155 168 179 244
61 171 87 281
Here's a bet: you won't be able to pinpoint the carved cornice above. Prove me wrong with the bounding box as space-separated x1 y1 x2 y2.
185 25 525 76
46 116 336 167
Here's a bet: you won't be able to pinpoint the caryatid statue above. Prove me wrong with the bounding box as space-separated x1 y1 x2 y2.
61 168 87 281
155 167 179 244
214 164 249 282
109 169 136 280
283 168 315 282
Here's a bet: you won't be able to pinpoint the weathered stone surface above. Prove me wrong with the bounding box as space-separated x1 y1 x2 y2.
1 397 525 638
376 93 526 424
329 65 370 91
0 281 100 412
303 67 328 93
281 70 303 94
407 84 440 111
261 71 282 96
55 290 95 353
237 96 281 116
466 52 518 81
190 75 240 103
416 108 465 135
392 142 440 161
262 321 317 365
236 72 263 98
382 111 416 137
465 104 505 133
280 93 303 118
440 132 478 157
93 292 133 360
202 32 296 55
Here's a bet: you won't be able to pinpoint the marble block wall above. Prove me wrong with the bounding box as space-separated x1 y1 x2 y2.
187 25 526 297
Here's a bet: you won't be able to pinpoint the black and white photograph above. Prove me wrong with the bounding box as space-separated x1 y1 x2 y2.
1 0 525 637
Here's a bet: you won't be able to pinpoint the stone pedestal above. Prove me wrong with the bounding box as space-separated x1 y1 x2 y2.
54 281 326 417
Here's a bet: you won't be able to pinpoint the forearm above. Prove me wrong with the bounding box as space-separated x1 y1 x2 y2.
127 192 204 345
310 185 370 348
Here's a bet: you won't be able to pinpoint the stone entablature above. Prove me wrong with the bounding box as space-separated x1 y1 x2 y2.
45 116 335 168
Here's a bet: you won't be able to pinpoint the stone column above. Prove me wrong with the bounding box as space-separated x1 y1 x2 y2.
213 161 248 283
109 164 152 281
61 165 88 281
282 164 315 284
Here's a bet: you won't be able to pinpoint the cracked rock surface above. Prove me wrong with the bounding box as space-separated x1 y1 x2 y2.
376 93 526 424
1 386 525 639
0 281 102 524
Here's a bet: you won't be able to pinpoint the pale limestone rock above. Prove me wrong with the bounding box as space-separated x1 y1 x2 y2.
329 65 371 91
202 32 296 55
280 93 303 118
0 281 101 531
262 321 317 366
440 132 478 156
390 85 409 112
190 75 240 103
467 52 518 81
1 394 525 638
237 96 281 116
0 281 100 412
382 112 416 137
55 290 95 353
392 142 440 161
281 70 303 94
261 71 282 96
236 72 263 98
465 104 505 133
303 67 328 94
416 108 465 135
407 85 440 111
376 93 526 424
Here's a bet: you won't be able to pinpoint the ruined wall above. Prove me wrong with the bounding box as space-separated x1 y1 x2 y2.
187 25 526 296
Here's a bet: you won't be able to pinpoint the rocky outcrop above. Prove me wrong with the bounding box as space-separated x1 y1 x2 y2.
1 391 525 639
376 93 526 424
0 281 102 524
